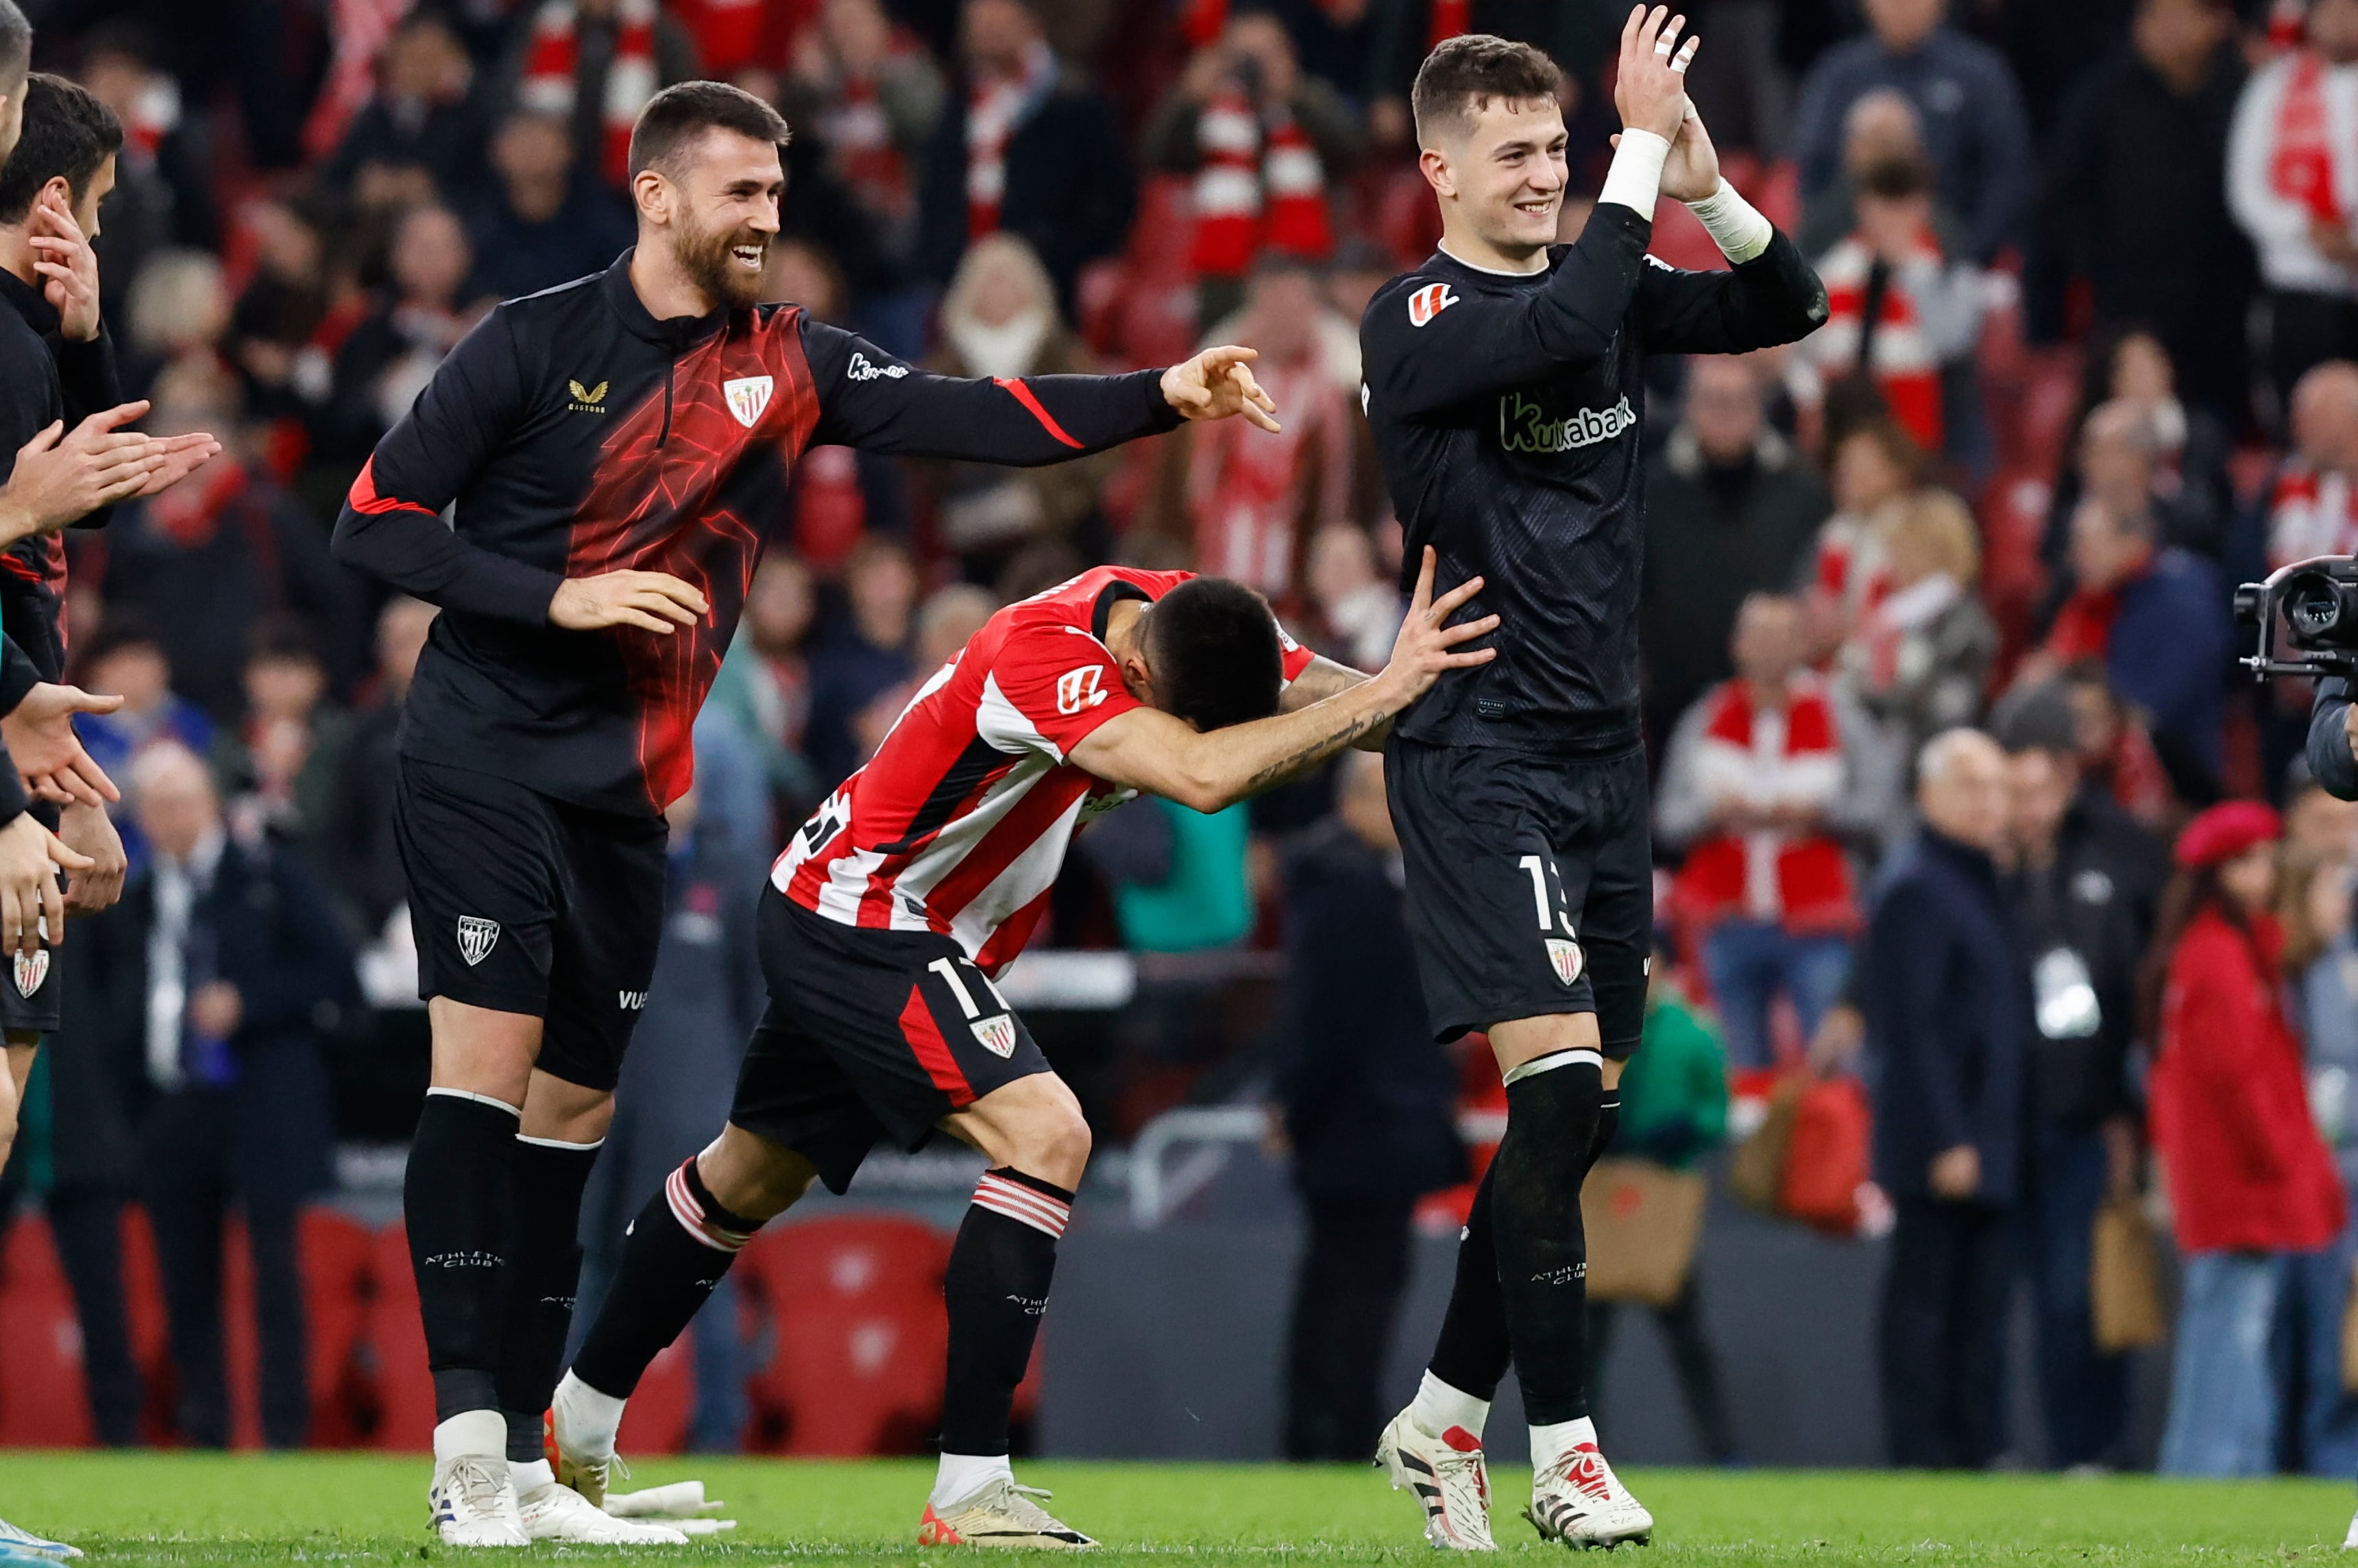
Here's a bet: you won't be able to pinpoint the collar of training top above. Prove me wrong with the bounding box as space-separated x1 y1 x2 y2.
0 262 56 335
600 247 735 350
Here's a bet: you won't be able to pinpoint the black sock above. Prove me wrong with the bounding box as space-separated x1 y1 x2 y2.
1491 1053 1603 1425
406 1091 522 1423
498 1136 601 1462
572 1159 759 1399
1426 1163 1511 1400
940 1168 1071 1456
1590 1092 1620 1173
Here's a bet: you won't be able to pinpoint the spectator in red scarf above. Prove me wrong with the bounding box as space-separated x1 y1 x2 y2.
779 0 945 283
2229 0 2358 404
2265 358 2358 567
916 0 1133 312
320 203 481 462
1141 8 1361 330
2143 800 2346 1474
323 12 491 209
208 615 352 885
1658 592 1868 1070
493 0 697 191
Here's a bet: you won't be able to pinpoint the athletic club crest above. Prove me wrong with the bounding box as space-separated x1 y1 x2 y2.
12 949 46 998
457 916 500 967
1545 938 1584 987
1407 281 1459 327
971 1014 1018 1059
723 375 774 429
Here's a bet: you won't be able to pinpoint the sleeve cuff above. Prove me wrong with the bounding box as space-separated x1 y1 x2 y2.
1140 369 1184 434
0 639 38 716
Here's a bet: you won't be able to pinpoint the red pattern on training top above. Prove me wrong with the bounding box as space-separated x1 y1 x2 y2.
773 566 1313 974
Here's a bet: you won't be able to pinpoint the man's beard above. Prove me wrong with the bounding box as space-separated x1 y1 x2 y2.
672 217 766 310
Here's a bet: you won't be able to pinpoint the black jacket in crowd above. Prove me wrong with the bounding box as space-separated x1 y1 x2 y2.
1860 826 2030 1206
1274 817 1468 1200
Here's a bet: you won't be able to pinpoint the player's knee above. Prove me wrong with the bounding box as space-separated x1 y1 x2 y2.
1008 1104 1091 1190
698 1127 816 1223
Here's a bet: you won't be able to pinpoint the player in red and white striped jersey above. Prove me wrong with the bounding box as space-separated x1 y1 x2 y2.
549 550 1494 1547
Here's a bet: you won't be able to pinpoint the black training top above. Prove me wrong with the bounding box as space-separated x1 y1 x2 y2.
332 250 1182 818
1359 204 1827 756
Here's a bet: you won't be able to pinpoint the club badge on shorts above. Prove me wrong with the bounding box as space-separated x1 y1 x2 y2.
12 948 47 998
723 376 774 429
457 916 500 967
971 1014 1017 1058
1546 938 1584 987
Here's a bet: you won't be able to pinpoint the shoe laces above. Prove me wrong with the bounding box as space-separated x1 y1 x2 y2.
1431 1443 1492 1512
1537 1445 1627 1508
983 1482 1065 1530
448 1458 511 1517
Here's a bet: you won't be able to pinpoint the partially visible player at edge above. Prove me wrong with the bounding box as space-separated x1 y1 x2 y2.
541 552 1493 1549
1361 12 1826 1552
328 79 1294 1547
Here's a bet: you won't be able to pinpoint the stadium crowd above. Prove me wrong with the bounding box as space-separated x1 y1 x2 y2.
0 0 2354 1484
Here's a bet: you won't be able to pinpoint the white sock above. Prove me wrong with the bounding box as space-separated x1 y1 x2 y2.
1409 1371 1491 1441
433 1409 508 1464
1530 1416 1599 1474
932 1452 1014 1510
509 1458 554 1494
553 1371 626 1461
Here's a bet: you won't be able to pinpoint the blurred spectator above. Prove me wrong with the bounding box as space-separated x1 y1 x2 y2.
226 199 345 441
1179 256 1354 600
1991 680 2167 1473
73 616 217 820
1796 87 1958 261
805 535 916 787
768 238 912 572
2289 759 2358 860
2276 844 2358 1475
496 0 696 191
321 204 480 461
2265 358 2358 566
123 247 230 404
209 617 354 881
77 24 219 314
324 596 436 942
1639 357 1830 751
2045 397 2223 574
1304 522 1399 672
58 743 356 1449
1658 593 1865 1073
1790 0 2036 266
914 234 1115 581
1862 728 2026 1470
2037 0 2250 417
1582 953 1735 1466
2037 489 2229 796
850 582 998 764
709 554 822 820
1274 750 1465 1461
919 0 1134 309
1806 418 1927 659
575 776 765 1450
1837 489 1997 774
323 11 491 208
2145 802 2344 1475
2059 658 2177 831
2047 334 2235 567
1788 153 1984 457
463 110 633 304
779 0 946 293
2228 0 2358 406
1142 10 1358 328
99 360 365 722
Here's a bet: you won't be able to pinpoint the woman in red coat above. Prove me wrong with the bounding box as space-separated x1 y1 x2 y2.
2144 801 2346 1475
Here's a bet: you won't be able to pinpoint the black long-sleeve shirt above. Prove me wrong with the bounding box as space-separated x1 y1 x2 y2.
1359 205 1827 754
332 251 1181 817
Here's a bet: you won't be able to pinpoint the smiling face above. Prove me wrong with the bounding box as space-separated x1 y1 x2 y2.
1422 95 1567 264
643 126 784 311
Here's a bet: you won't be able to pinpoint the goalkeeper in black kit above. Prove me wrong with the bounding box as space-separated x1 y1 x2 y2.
1360 11 1825 1552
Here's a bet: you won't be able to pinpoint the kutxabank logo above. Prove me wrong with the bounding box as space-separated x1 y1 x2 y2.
1498 392 1636 455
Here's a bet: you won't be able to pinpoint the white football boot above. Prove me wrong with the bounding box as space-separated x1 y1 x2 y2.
918 1478 1095 1548
427 1454 528 1547
0 1518 80 1560
1524 1441 1653 1549
1376 1407 1497 1549
516 1476 687 1544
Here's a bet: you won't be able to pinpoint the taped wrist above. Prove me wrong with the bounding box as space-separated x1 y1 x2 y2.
1685 178 1773 265
1599 129 1671 223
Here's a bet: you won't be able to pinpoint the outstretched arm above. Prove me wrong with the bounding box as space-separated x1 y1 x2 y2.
1069 550 1494 809
1278 652 1388 750
1633 103 1827 353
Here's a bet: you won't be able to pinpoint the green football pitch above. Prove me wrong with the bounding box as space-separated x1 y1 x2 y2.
0 1454 2349 1565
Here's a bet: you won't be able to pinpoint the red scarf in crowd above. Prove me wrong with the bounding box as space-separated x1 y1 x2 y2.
670 0 812 77
520 0 659 187
2274 52 2346 225
1189 90 1333 278
1670 678 1857 934
966 42 1054 239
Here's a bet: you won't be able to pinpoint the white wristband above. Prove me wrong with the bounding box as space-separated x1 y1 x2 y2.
1598 127 1672 223
1685 178 1774 265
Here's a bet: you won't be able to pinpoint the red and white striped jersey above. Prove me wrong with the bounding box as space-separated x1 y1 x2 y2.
772 567 1315 974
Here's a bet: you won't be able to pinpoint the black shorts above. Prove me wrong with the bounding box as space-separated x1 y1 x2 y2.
1384 735 1651 1057
730 888 1053 1195
0 803 66 1036
393 756 666 1092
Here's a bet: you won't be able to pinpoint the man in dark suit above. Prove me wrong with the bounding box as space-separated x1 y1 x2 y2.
50 740 356 1448
1859 727 2030 1469
1275 750 1468 1461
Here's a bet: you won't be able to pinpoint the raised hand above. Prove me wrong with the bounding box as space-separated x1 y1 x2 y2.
133 431 225 497
1612 5 1699 143
550 569 712 635
1 683 123 809
0 405 165 543
0 812 94 959
27 191 100 343
59 798 126 918
1161 345 1283 433
1373 546 1499 707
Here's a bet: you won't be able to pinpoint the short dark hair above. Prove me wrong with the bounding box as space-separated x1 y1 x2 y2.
627 80 789 182
1144 578 1283 733
247 613 324 669
1411 33 1562 147
1857 153 1934 201
0 74 123 225
1988 680 2078 755
0 1 27 88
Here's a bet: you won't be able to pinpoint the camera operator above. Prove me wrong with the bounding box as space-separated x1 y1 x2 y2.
2313 677 2358 799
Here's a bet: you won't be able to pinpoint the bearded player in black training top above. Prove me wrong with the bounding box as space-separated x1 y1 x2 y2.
1355 12 1825 1552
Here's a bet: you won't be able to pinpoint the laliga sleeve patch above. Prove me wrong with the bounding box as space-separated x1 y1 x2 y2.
1408 282 1460 327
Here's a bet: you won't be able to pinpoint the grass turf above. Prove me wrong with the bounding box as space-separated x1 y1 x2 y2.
0 1454 2349 1565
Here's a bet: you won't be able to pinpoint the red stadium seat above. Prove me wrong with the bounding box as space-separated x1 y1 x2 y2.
300 1209 376 1447
117 1206 178 1446
738 1215 951 1456
367 1223 435 1451
616 1328 697 1456
0 1214 93 1447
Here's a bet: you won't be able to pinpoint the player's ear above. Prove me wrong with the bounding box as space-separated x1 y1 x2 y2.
631 168 669 228
1419 146 1453 200
1117 646 1156 707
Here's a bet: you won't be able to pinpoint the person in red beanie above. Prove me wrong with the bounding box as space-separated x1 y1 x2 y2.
2140 799 2346 1475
